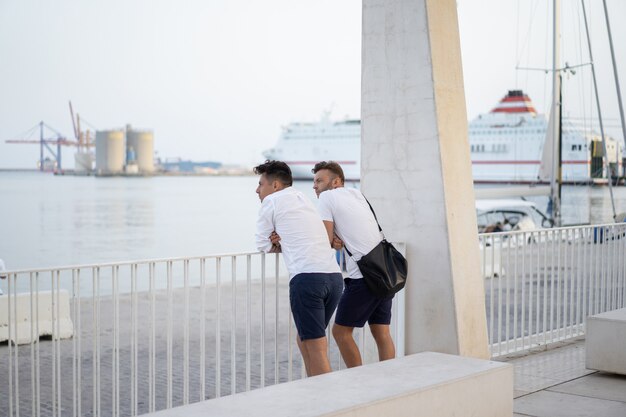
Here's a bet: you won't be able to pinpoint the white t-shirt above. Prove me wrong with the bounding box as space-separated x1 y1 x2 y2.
317 187 382 279
256 187 340 279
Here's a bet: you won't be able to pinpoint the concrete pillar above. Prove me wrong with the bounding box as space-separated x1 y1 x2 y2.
361 0 489 358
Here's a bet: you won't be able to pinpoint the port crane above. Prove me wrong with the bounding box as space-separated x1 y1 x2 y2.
69 101 95 152
4 102 95 172
69 101 96 172
5 121 75 172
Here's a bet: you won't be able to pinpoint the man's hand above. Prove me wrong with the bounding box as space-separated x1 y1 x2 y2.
269 231 282 253
331 235 343 250
270 231 281 245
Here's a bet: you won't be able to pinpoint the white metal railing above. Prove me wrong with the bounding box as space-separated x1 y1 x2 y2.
480 222 626 357
3 223 625 416
0 250 405 417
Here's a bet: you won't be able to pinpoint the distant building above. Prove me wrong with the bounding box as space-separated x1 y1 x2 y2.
158 158 222 173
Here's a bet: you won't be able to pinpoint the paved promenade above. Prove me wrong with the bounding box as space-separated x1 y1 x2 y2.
508 338 626 416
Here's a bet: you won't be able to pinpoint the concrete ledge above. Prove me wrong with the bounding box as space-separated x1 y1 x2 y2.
145 352 513 417
0 290 74 345
586 308 626 375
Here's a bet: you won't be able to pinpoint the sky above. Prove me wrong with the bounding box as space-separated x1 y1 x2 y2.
0 0 624 169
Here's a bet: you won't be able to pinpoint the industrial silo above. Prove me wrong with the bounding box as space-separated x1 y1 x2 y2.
95 130 125 174
126 127 154 173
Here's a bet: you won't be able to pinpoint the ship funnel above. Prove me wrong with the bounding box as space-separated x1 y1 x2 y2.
491 90 537 115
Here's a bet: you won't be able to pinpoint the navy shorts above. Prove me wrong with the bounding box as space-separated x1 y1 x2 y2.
335 278 393 328
289 272 343 341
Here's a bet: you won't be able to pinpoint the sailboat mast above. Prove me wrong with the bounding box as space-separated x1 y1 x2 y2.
558 74 563 213
550 0 561 226
581 0 617 220
601 0 626 169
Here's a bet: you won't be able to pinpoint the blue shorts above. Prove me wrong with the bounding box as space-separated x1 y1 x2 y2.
335 278 393 328
289 272 343 341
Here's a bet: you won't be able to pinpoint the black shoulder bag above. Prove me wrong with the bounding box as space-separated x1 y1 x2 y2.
343 197 408 298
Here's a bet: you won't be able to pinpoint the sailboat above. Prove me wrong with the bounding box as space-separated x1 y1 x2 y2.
472 0 626 227
532 0 625 225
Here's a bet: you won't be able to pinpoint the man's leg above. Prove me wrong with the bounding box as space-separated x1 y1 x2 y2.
370 324 395 361
296 336 311 376
332 323 362 368
290 273 342 377
300 336 332 376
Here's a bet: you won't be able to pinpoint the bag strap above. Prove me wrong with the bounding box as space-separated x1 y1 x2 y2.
343 194 384 258
363 196 383 233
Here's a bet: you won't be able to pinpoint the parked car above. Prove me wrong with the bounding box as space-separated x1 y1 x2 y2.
476 199 552 233
476 199 554 277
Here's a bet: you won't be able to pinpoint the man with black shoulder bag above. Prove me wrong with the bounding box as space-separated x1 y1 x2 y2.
312 161 407 368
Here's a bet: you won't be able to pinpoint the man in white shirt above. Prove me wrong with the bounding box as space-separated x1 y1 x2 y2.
254 160 343 376
313 161 396 368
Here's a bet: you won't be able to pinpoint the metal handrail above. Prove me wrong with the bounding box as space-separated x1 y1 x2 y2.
1 251 265 275
1 250 405 417
480 222 626 357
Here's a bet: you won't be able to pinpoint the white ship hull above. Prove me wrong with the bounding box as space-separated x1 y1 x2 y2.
469 91 622 184
263 114 361 180
469 116 611 184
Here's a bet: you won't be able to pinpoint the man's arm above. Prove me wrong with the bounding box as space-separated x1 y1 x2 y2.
256 202 276 253
323 220 343 250
323 220 334 244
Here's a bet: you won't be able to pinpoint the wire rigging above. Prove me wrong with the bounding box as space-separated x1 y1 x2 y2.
575 0 589 137
515 0 521 87
542 0 550 116
12 123 41 140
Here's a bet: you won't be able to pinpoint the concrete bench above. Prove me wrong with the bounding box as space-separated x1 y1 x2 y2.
0 290 74 345
586 307 626 375
144 351 513 417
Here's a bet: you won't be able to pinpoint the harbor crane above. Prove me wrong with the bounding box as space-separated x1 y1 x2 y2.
69 101 95 152
5 121 76 172
5 102 95 172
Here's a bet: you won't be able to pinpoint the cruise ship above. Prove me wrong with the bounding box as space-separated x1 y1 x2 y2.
470 90 622 183
263 112 361 180
263 91 623 183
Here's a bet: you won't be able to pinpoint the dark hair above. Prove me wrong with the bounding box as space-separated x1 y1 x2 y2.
312 161 345 183
253 160 293 186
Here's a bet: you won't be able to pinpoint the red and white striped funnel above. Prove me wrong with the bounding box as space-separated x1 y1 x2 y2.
491 90 537 114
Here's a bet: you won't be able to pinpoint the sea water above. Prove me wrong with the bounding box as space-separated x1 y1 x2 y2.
1 171 625 292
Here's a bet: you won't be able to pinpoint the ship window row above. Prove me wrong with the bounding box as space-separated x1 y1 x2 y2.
284 135 357 140
471 136 538 142
470 144 508 153
472 143 588 153
470 129 545 135
471 136 543 142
